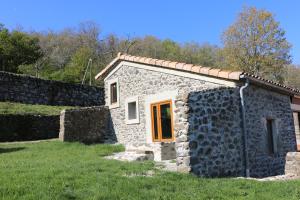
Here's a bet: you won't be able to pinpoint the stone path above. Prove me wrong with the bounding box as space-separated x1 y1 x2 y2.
105 151 178 172
105 151 154 161
155 160 177 172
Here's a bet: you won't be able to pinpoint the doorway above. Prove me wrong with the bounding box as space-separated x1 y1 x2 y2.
151 100 174 142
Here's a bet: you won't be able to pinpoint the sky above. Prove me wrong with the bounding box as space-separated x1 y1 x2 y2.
1 0 299 64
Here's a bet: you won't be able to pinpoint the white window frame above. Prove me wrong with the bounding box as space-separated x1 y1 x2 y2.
107 78 120 109
125 96 139 124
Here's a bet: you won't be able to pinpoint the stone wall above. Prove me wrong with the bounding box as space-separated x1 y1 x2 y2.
175 85 297 177
174 87 244 176
0 114 59 142
244 85 297 177
105 64 223 145
59 106 114 144
285 152 300 176
0 71 104 106
103 63 297 178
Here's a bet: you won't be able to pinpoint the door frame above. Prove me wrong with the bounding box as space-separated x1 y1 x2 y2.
151 100 174 142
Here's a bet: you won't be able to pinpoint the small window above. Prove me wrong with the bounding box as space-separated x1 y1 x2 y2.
266 119 275 155
107 78 119 109
110 83 117 104
125 96 139 124
128 102 137 120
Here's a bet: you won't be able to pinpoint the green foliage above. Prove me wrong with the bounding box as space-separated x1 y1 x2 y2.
285 65 300 89
222 7 292 83
1 13 300 87
1 141 300 199
61 47 94 83
0 102 73 115
160 39 181 60
0 25 42 73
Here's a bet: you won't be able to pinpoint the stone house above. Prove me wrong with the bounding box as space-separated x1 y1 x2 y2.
95 53 300 178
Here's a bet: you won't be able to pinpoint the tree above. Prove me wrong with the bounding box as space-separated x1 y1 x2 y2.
285 65 300 90
0 24 42 72
222 7 291 82
60 47 94 84
181 43 220 67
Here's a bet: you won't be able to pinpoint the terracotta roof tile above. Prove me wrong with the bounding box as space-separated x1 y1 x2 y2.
218 71 231 79
208 68 221 77
132 56 139 62
199 67 211 75
95 53 300 95
175 63 185 70
183 64 193 71
144 57 151 63
169 62 178 69
119 54 126 59
161 60 171 67
228 71 242 80
155 59 164 65
149 59 157 65
191 65 201 73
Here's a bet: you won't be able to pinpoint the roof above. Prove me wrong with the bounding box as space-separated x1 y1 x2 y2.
95 52 300 95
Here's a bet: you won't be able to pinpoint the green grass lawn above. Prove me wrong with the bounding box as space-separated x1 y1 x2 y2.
0 102 73 115
0 141 300 200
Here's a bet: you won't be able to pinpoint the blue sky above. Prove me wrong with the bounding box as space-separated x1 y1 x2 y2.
1 0 299 64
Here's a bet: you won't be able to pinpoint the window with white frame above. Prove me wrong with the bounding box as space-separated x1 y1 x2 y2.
125 96 139 124
107 78 119 109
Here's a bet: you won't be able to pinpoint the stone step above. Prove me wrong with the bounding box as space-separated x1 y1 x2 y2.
105 151 154 161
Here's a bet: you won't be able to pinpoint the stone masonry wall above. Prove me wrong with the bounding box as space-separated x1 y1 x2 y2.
244 85 297 177
104 64 296 177
285 152 300 176
59 106 115 144
174 87 244 176
0 114 59 142
105 64 223 145
0 71 104 106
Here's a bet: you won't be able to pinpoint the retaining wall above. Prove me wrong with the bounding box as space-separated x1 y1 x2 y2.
59 106 115 144
0 114 59 142
0 71 104 106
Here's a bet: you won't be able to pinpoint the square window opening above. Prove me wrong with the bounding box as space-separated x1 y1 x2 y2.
128 102 137 120
125 96 139 124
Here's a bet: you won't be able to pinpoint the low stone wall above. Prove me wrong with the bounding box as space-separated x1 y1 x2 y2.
285 152 300 176
0 71 104 106
0 114 59 142
59 106 114 144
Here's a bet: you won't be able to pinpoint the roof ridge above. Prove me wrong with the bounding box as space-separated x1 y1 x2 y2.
95 52 300 95
116 52 243 79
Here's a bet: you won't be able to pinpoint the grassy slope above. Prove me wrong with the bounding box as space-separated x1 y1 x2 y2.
0 102 73 115
0 141 300 200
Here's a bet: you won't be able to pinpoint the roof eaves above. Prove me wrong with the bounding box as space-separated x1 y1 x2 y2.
240 73 300 95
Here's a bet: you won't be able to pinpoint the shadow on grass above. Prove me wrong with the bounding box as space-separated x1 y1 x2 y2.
0 147 26 154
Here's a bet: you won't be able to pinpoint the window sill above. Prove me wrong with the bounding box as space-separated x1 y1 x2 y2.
125 119 140 125
152 139 175 143
109 102 120 109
